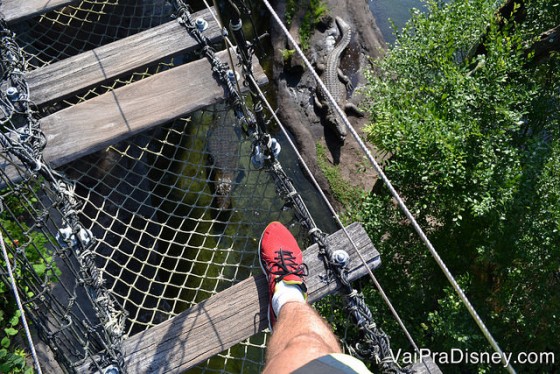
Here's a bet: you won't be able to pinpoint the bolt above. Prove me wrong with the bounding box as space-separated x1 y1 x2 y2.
6 87 19 102
251 145 264 169
103 365 119 374
195 18 208 32
332 249 350 267
230 19 242 32
226 69 238 83
270 138 281 158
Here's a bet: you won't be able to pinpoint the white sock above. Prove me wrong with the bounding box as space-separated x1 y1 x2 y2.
272 280 306 316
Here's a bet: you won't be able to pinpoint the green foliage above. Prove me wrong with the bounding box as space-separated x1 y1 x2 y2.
316 142 362 208
357 0 560 370
299 0 328 50
285 0 298 27
281 48 296 62
1 184 59 373
284 0 328 50
0 309 33 374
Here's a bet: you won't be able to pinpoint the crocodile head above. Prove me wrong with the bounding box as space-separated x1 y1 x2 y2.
214 172 233 210
326 112 347 142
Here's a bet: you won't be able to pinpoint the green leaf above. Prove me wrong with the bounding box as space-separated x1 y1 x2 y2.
1 336 10 348
9 311 21 327
5 352 25 368
4 327 18 336
32 263 46 277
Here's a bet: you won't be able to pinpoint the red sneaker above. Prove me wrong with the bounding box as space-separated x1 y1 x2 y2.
259 222 308 330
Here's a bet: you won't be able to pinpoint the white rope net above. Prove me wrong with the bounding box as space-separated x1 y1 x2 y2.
61 108 331 333
61 108 334 372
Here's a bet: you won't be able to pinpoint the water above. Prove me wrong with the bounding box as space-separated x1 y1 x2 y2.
369 0 428 45
370 0 454 45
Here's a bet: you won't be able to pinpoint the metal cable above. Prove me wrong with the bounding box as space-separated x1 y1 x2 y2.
260 1 514 372
247 73 426 372
216 3 412 371
0 232 44 374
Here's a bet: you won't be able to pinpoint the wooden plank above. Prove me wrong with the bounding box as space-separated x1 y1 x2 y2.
0 49 267 188
26 7 222 106
0 0 79 24
74 222 381 373
39 49 266 169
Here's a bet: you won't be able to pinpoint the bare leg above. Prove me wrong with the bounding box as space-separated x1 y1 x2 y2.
263 301 342 374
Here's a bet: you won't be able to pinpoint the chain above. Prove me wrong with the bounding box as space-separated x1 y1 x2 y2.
0 19 127 373
173 1 248 117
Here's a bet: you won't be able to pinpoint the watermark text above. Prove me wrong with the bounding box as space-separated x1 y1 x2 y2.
390 348 555 367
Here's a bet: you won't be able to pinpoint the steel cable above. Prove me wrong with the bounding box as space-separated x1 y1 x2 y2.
259 1 515 372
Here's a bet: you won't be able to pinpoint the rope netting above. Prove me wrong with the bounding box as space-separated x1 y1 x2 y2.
59 107 335 372
61 107 332 330
14 0 174 69
0 1 408 373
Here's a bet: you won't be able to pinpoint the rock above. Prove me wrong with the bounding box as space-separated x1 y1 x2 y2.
287 51 306 74
317 14 333 31
270 0 388 200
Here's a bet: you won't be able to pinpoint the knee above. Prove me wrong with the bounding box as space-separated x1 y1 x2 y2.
264 332 340 373
287 331 341 355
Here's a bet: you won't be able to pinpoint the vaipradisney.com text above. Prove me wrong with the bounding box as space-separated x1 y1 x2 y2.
388 348 555 368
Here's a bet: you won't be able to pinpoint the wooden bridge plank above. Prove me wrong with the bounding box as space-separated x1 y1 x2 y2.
26 7 222 106
0 0 79 23
38 49 266 169
129 225 379 372
76 222 381 373
0 48 266 189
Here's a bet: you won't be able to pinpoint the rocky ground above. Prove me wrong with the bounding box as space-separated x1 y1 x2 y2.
270 0 388 208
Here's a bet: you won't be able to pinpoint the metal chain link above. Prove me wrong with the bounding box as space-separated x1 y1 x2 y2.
172 0 281 180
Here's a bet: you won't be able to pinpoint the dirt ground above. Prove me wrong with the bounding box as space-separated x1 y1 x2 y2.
270 0 388 207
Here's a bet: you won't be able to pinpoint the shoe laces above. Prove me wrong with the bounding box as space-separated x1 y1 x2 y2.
266 248 309 282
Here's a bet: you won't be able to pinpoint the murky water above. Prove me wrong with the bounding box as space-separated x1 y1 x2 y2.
370 0 452 45
154 105 339 373
369 0 427 44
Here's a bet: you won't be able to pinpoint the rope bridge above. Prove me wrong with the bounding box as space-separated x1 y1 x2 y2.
0 1 424 373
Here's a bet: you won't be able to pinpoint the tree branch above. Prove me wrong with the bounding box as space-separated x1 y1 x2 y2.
526 24 560 64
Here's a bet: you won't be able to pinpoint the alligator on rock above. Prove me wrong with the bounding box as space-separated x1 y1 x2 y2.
314 16 363 142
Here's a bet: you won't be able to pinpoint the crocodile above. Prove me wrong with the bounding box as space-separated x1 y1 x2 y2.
314 17 362 142
206 118 244 213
